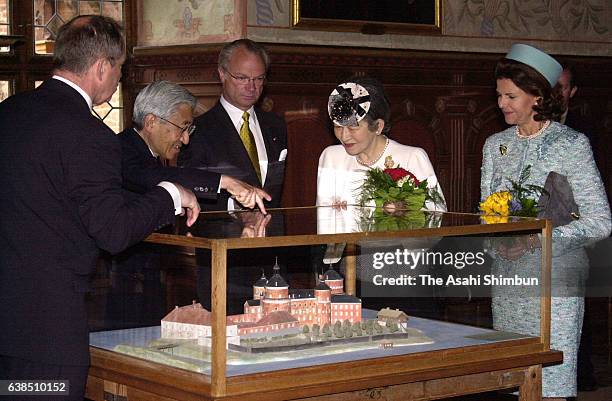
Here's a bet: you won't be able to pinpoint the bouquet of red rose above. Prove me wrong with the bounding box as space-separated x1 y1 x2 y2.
359 156 442 213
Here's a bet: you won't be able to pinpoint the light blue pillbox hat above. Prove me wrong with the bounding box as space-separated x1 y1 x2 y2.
505 43 562 87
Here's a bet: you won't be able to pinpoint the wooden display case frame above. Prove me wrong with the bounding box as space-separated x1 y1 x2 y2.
86 208 560 401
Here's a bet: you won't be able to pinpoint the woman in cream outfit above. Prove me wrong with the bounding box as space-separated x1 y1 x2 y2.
315 76 446 293
316 77 445 211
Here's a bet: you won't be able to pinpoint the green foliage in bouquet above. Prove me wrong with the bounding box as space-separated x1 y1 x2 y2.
358 207 427 232
359 167 426 209
480 165 546 224
356 156 444 232
505 165 545 217
358 155 443 211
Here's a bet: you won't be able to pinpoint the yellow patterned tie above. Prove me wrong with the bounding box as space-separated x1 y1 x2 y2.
239 111 261 183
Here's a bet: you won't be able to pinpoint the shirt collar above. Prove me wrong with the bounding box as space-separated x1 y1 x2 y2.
133 127 159 158
52 75 93 110
220 96 254 128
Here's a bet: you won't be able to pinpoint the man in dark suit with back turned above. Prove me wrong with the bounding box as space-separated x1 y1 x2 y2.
0 16 200 400
179 39 288 314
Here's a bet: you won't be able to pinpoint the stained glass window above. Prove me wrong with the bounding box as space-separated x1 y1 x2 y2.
32 1 124 131
0 0 10 53
33 0 124 55
92 83 123 134
0 80 11 101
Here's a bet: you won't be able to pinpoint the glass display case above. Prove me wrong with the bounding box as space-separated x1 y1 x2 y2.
86 206 560 401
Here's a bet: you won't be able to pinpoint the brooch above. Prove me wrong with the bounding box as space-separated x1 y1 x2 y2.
499 144 508 156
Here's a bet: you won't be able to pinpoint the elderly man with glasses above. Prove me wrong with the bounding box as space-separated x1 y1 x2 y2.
109 80 271 328
119 80 270 211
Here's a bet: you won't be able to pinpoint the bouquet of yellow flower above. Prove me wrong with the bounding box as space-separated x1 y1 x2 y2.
480 165 544 224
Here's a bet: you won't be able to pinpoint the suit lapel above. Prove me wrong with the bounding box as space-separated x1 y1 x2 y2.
130 128 162 167
211 103 282 186
256 108 280 163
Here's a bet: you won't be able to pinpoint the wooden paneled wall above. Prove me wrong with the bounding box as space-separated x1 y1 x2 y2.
125 45 612 212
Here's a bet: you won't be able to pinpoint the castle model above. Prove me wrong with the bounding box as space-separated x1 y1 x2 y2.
161 260 361 347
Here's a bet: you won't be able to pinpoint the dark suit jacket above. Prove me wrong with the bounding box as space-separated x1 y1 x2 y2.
565 109 600 170
0 79 176 366
177 102 287 313
119 127 220 199
565 110 594 143
179 102 287 210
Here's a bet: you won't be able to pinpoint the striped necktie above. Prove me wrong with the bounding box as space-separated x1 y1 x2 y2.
240 111 262 183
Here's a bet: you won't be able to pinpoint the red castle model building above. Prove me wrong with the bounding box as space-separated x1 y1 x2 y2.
161 260 362 347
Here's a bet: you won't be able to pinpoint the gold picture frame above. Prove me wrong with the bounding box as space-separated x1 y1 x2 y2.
291 0 441 35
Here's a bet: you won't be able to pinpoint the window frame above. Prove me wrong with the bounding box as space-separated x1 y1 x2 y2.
0 0 130 132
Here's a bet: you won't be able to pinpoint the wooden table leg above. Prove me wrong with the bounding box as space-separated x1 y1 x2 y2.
518 365 542 401
345 243 356 296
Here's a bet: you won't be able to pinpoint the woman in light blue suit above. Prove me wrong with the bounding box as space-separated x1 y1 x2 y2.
481 44 611 400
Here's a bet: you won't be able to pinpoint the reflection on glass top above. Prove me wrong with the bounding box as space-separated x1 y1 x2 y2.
165 205 541 240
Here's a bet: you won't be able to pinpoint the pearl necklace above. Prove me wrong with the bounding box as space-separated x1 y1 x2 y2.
356 136 389 167
516 120 550 139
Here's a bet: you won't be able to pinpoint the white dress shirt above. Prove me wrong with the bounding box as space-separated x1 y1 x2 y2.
220 96 269 183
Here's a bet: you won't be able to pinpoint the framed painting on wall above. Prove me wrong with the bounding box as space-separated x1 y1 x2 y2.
291 0 441 35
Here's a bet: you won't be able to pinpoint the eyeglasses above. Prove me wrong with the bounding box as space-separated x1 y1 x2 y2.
225 70 266 87
157 115 196 136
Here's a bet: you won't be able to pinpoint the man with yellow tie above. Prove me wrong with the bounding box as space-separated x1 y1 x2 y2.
179 39 287 212
179 39 287 313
